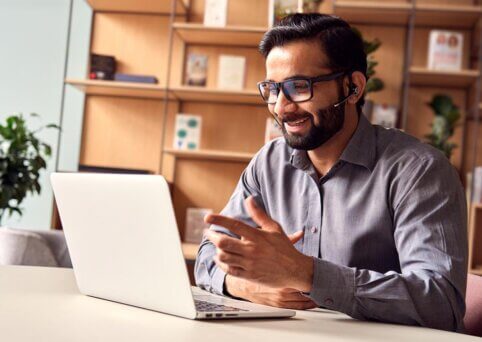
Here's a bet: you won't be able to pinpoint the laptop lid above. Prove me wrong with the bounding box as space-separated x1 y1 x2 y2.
51 173 197 319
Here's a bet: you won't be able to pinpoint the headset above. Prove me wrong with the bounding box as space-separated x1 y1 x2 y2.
333 84 359 108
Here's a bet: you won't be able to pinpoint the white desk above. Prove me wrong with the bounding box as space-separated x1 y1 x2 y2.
0 265 477 342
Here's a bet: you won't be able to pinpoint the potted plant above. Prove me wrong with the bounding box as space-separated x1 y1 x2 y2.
425 94 461 159
352 27 384 118
0 113 59 224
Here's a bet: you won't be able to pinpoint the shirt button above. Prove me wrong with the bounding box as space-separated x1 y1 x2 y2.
310 226 318 233
324 298 334 306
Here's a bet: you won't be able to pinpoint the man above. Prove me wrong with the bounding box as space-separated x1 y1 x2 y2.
194 13 467 332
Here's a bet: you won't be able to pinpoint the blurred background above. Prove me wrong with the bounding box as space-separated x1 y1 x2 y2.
0 0 481 276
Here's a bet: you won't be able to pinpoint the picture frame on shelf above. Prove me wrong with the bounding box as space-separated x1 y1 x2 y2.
427 30 464 71
371 103 398 129
185 53 208 87
204 0 228 27
217 55 246 90
173 114 202 151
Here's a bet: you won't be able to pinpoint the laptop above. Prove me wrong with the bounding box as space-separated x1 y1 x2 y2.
50 172 295 320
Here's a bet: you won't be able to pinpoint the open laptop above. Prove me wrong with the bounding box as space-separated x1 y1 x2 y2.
50 172 295 320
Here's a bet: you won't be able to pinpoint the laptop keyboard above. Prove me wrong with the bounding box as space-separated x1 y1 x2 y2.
195 300 247 312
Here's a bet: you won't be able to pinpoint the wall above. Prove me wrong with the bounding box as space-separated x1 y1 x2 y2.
0 0 91 229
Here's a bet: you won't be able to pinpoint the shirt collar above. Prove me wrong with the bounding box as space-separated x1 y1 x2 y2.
289 114 377 172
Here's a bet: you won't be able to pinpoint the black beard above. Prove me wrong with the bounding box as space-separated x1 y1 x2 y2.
280 101 346 151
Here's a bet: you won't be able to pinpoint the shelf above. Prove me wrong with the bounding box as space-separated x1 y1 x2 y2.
66 79 173 100
170 86 264 105
164 148 254 163
470 267 482 276
414 4 482 29
333 1 412 25
182 243 199 261
172 23 266 47
86 0 188 15
409 67 480 88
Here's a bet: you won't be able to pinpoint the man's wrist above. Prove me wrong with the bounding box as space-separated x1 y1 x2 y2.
292 254 314 292
224 274 244 300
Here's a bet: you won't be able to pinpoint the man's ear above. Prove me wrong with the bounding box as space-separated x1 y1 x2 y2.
349 71 367 104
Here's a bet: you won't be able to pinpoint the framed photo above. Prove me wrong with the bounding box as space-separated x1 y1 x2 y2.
185 54 208 86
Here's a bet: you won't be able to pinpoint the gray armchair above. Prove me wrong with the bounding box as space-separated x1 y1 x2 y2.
0 227 72 267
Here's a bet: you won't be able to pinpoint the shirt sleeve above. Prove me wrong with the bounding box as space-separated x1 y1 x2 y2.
307 155 468 332
194 155 263 296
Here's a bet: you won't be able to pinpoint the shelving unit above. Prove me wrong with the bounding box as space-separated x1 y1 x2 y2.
172 23 266 47
86 0 189 15
181 242 199 261
164 148 254 163
64 0 482 276
469 204 482 275
333 1 412 25
414 3 482 29
66 79 172 100
170 86 262 104
409 68 480 88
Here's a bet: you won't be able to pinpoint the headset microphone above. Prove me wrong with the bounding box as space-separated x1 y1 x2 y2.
333 86 358 108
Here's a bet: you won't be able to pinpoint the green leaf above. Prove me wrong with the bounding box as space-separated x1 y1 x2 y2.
45 123 61 130
0 113 54 217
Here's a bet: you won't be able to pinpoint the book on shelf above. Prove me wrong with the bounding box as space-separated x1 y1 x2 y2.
173 114 202 150
265 117 284 143
427 30 463 71
217 55 246 90
113 73 158 84
268 0 321 27
473 166 482 204
185 54 208 86
204 0 228 27
184 208 213 244
371 103 398 128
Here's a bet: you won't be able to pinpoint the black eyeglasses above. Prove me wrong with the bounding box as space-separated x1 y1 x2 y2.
257 71 345 104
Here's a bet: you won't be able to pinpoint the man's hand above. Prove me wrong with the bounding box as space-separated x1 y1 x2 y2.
225 275 317 310
205 196 314 292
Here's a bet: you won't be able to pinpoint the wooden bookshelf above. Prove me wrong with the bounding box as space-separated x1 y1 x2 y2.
68 0 482 266
66 79 172 100
469 204 482 275
170 86 263 105
414 3 482 29
333 1 412 25
409 68 480 88
164 148 254 163
181 242 199 261
172 23 266 47
86 0 189 15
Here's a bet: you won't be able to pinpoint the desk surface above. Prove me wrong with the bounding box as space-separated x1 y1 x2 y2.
0 265 477 342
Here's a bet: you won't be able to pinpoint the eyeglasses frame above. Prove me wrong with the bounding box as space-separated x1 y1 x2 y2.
257 71 346 104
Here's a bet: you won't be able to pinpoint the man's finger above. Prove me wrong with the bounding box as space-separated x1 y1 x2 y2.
216 250 249 269
205 214 258 240
288 230 304 244
213 255 246 278
205 230 246 255
244 196 281 233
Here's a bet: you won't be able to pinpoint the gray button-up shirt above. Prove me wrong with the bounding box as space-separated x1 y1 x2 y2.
194 114 467 332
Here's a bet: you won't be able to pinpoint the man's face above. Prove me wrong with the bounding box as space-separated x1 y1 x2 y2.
265 40 346 150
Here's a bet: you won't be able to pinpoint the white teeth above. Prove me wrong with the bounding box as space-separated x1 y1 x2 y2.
287 117 309 126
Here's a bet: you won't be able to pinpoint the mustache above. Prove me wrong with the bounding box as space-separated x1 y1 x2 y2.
279 113 313 123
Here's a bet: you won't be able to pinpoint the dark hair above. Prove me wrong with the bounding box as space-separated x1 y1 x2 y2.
259 13 367 111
